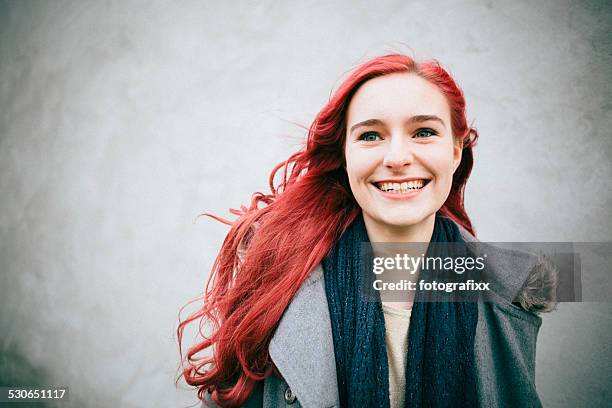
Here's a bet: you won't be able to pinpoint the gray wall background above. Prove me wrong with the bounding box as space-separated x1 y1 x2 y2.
1 0 610 407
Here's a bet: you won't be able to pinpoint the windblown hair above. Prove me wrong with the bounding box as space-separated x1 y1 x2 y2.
177 54 479 407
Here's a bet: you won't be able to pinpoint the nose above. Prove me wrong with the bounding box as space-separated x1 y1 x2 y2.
382 137 415 170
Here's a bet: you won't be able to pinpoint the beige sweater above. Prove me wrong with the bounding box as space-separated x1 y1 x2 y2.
382 302 412 408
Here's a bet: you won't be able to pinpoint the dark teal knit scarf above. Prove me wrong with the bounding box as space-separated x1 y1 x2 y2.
322 211 479 407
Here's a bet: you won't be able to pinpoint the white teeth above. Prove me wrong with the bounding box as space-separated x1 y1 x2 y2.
377 180 427 193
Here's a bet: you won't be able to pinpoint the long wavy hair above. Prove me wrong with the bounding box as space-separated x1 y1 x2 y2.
177 53 479 407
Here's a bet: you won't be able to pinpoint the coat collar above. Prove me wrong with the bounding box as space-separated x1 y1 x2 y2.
456 224 541 302
268 227 542 408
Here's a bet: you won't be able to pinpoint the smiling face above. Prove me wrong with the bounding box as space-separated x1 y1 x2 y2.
344 73 463 242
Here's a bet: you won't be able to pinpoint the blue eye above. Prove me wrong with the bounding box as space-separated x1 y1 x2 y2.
359 131 381 142
414 128 437 138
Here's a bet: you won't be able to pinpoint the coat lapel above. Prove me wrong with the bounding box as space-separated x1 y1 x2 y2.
268 264 339 408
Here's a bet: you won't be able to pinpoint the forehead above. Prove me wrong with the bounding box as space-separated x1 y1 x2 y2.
346 73 451 125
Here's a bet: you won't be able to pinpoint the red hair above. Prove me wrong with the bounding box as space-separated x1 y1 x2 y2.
177 53 479 407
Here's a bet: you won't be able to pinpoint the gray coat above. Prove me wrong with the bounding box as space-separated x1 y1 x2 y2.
203 226 557 408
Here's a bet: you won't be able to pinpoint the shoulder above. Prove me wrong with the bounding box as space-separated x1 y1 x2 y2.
513 253 558 313
457 224 558 315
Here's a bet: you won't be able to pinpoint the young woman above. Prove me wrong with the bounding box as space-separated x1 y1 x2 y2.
178 54 557 408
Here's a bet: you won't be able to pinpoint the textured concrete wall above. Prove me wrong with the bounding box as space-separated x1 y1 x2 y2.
0 0 610 407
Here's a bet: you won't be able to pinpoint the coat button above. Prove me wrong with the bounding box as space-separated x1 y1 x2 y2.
284 386 297 404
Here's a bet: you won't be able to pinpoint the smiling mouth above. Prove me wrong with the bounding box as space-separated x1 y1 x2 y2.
373 179 431 194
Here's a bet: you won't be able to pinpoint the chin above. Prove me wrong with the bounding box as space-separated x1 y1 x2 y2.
379 213 430 228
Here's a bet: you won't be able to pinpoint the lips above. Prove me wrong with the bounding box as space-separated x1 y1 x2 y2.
372 178 431 194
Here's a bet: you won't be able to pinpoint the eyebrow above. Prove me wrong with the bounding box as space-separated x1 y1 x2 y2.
349 115 446 134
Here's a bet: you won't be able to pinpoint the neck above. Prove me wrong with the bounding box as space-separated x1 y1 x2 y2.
363 213 436 243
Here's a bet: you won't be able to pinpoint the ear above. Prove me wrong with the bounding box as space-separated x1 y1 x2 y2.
453 137 463 173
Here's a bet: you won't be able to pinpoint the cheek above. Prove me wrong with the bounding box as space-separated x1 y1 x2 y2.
428 144 457 178
345 147 377 182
